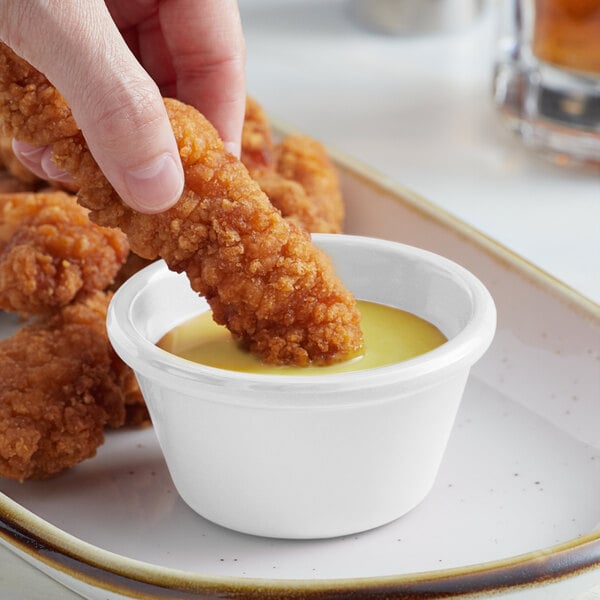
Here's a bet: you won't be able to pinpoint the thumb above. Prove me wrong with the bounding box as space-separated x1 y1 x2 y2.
1 2 184 214
78 76 185 214
80 82 185 214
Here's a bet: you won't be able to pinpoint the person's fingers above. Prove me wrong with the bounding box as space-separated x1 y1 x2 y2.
127 10 178 97
10 140 49 181
12 140 76 185
159 0 246 157
0 1 184 213
104 0 246 155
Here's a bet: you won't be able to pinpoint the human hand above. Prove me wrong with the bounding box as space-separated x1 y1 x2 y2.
0 0 246 213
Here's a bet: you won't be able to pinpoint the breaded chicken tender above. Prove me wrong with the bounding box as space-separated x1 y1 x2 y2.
241 96 275 177
241 97 344 233
0 190 129 316
109 251 154 292
0 291 132 480
0 45 363 366
274 134 344 231
256 135 345 234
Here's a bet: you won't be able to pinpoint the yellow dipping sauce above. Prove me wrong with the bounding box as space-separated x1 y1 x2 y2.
157 301 447 375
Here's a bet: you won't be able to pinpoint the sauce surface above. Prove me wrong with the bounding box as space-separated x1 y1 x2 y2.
157 301 447 375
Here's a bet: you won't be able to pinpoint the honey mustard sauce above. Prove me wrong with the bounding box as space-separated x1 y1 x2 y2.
157 301 447 375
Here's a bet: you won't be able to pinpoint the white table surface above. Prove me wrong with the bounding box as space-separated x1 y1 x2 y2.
238 0 599 305
1 1 598 598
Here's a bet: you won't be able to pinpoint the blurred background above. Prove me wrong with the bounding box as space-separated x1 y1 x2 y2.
1 2 599 597
238 0 600 303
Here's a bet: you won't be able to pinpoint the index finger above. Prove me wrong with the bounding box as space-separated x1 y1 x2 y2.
159 0 246 156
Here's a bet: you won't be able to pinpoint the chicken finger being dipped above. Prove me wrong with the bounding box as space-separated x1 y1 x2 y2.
0 44 363 367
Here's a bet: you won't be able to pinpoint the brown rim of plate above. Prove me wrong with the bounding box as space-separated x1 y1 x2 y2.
1 492 600 599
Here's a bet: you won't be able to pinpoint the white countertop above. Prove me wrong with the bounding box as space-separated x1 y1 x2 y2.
241 0 599 305
1 1 598 598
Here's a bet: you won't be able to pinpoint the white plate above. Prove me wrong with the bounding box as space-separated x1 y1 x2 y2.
1 149 599 599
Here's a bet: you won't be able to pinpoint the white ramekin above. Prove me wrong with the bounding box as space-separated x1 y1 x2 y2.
107 234 496 539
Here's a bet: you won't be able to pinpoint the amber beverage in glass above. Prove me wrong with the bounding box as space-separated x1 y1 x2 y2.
493 0 600 166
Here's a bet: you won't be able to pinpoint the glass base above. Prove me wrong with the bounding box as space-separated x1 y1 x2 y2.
493 59 600 167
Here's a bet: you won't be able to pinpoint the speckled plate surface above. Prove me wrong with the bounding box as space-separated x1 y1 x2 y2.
0 150 599 599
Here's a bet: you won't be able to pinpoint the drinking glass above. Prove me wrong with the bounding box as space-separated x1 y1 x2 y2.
493 0 600 166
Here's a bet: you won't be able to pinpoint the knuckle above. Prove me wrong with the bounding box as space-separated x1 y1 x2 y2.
85 77 164 152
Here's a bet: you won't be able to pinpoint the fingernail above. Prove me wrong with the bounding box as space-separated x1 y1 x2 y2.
40 149 75 185
11 140 47 180
13 142 45 160
124 154 184 213
224 141 241 159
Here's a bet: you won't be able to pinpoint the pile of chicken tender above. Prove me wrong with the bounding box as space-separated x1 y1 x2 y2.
0 44 363 481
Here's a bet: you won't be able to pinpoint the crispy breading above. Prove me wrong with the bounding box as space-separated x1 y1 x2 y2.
241 96 275 177
255 134 344 233
0 190 129 316
273 134 344 232
0 45 363 366
0 291 133 480
109 251 154 291
241 97 344 233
